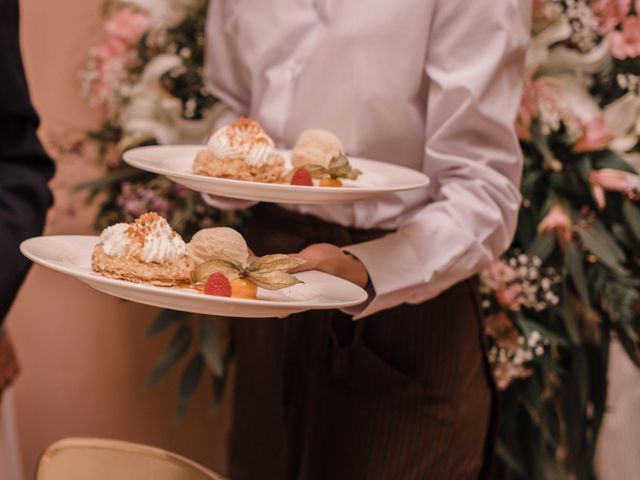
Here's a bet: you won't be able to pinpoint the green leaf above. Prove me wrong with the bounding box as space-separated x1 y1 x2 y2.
199 317 224 377
146 310 184 337
573 155 592 186
591 149 638 173
531 121 554 165
517 315 569 347
327 152 362 180
587 338 610 442
175 353 204 422
521 170 544 201
563 349 589 466
611 223 639 251
576 219 630 276
615 57 640 77
145 324 192 388
527 233 557 262
249 254 306 273
74 166 148 193
191 258 240 283
564 242 592 311
248 270 303 290
623 200 640 243
573 349 589 414
560 281 581 345
495 439 527 476
305 164 329 178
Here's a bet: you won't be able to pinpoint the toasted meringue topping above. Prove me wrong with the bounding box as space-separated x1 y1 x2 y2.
206 118 277 167
99 212 187 264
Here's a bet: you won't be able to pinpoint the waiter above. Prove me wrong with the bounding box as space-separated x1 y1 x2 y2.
205 1 530 478
0 0 54 474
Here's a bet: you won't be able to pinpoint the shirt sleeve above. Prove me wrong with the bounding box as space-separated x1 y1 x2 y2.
204 0 250 119
344 0 531 319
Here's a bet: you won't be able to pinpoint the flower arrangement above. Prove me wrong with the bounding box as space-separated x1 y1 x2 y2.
483 1 640 477
77 0 231 235
76 0 236 422
76 0 640 477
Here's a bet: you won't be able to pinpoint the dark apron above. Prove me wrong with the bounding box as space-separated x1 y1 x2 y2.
229 204 497 480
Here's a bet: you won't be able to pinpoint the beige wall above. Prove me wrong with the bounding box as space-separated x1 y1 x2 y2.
7 0 230 477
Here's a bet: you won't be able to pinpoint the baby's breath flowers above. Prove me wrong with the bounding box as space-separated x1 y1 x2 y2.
481 252 560 389
485 312 550 390
481 252 561 312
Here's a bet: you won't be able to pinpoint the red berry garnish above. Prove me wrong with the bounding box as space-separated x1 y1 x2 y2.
204 272 232 297
291 168 313 186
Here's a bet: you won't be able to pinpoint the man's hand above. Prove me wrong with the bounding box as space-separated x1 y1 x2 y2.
0 330 19 401
290 243 369 288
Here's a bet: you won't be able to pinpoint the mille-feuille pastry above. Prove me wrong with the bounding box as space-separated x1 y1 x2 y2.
91 212 194 286
193 118 284 182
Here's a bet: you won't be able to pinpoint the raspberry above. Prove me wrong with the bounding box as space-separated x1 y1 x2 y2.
204 272 232 297
291 168 313 186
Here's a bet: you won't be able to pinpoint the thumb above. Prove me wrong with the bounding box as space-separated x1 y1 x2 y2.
288 251 318 273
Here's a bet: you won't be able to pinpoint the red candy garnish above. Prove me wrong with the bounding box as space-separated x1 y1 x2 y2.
204 272 232 297
291 168 313 186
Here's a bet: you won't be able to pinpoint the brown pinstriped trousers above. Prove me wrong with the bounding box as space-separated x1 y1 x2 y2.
229 205 496 480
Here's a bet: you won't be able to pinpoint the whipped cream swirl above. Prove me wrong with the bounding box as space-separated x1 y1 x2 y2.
99 213 187 264
207 118 277 167
100 223 130 257
138 217 187 263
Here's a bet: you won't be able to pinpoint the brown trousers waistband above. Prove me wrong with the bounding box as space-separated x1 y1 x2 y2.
243 203 391 256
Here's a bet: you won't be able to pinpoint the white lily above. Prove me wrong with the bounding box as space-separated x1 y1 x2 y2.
553 76 601 121
118 54 184 146
526 17 572 69
604 92 640 152
543 38 612 75
123 0 200 27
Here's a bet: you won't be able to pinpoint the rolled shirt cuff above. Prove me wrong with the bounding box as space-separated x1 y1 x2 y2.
342 212 482 320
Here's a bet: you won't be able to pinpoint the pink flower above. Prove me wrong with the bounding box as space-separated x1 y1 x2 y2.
93 37 128 63
590 168 640 208
516 75 560 141
610 16 640 59
538 204 572 246
573 116 614 153
482 261 518 291
532 0 545 16
592 0 632 34
105 7 151 46
484 311 519 346
496 284 525 311
516 79 538 141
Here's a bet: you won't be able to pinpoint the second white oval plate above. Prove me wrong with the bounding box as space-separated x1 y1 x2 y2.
20 236 368 318
123 145 430 204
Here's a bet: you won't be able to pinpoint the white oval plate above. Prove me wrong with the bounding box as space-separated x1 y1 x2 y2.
123 145 430 204
20 236 368 318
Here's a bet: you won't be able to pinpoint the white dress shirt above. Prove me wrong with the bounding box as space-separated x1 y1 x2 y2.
204 0 531 318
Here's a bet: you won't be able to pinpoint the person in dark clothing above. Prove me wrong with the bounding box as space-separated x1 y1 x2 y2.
0 0 54 393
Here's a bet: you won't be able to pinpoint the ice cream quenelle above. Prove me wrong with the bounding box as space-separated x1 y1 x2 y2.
193 118 285 182
91 212 194 286
291 129 344 169
187 227 250 267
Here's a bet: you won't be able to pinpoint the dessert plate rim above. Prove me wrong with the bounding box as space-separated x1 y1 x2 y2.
123 145 430 204
20 235 369 318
